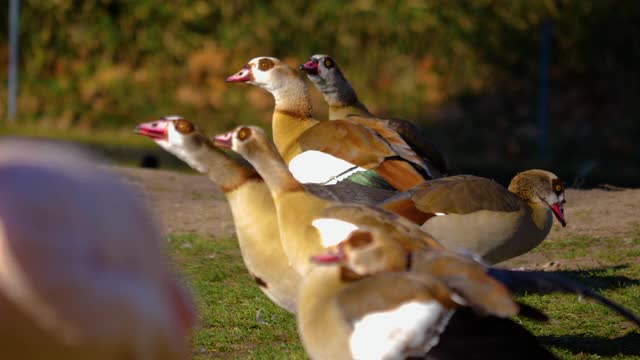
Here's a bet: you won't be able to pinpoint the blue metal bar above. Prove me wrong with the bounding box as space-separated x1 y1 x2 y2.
8 0 20 123
537 20 552 160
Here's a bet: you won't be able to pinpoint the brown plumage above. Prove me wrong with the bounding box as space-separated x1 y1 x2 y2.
136 117 395 312
300 54 448 177
298 226 555 360
213 125 440 276
380 172 567 264
301 201 639 359
226 56 433 191
407 175 521 214
295 120 396 169
136 116 301 312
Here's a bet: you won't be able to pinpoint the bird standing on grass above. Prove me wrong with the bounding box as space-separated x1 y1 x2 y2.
214 124 639 359
213 124 443 276
136 116 395 312
299 228 557 360
380 171 567 264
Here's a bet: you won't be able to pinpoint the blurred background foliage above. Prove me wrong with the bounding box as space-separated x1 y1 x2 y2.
0 0 639 185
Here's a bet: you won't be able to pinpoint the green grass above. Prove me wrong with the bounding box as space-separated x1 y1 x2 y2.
517 265 640 359
169 234 305 359
518 234 640 358
168 233 640 359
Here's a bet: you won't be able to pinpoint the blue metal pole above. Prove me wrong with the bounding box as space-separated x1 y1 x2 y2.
8 0 20 123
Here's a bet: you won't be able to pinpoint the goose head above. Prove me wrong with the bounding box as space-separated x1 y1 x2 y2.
227 57 312 115
213 125 275 159
299 54 356 104
508 169 567 227
299 54 341 86
226 57 299 93
310 228 408 277
135 116 212 173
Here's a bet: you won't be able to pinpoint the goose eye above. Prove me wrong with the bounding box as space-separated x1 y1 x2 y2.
551 178 564 195
258 58 274 71
236 127 252 141
175 119 194 134
324 58 334 68
347 231 373 248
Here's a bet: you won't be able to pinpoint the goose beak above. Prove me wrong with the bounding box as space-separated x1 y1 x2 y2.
299 59 319 75
213 131 234 148
310 244 345 264
550 201 567 227
135 119 169 140
310 250 344 264
226 65 252 82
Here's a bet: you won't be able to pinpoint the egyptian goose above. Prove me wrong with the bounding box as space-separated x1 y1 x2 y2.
135 116 394 312
226 56 433 191
299 229 556 360
213 125 442 275
211 126 640 322
214 125 640 335
312 204 640 325
0 140 194 360
135 116 301 312
300 217 640 359
380 172 567 264
300 54 448 177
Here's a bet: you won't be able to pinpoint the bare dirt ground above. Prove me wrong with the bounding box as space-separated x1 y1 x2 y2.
114 166 640 269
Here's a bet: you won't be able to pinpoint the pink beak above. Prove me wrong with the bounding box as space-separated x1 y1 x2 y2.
310 251 344 264
226 65 252 82
310 244 345 264
135 119 170 140
550 202 567 227
299 59 319 75
213 131 234 148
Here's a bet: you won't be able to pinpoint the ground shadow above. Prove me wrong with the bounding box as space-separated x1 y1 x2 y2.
547 265 640 292
541 332 640 357
502 265 640 295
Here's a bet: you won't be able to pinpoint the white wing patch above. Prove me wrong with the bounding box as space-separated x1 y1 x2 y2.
349 301 453 360
288 150 367 185
434 212 446 216
311 218 358 248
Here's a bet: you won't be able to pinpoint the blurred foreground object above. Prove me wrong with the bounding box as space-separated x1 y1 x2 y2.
0 139 195 359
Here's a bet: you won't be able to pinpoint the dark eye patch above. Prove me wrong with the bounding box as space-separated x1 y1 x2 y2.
552 178 564 195
258 58 275 71
236 127 252 141
175 119 195 134
347 230 373 248
324 57 334 69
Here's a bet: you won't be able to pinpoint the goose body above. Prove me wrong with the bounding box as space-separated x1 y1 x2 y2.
226 57 433 191
298 266 457 360
214 125 640 359
300 54 448 177
381 173 567 264
213 125 441 276
136 117 300 312
300 213 640 359
136 117 395 311
298 228 556 360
